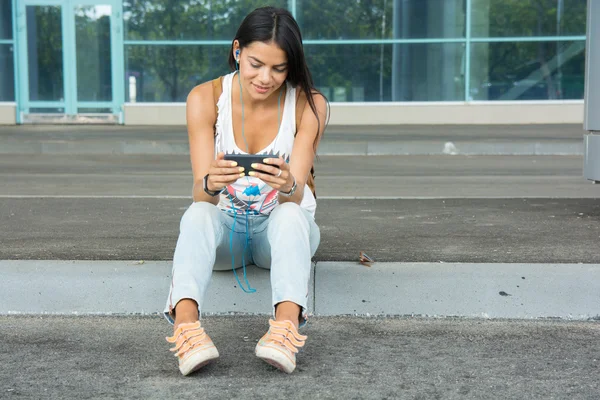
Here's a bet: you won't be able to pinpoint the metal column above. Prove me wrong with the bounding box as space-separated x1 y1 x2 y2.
583 0 600 181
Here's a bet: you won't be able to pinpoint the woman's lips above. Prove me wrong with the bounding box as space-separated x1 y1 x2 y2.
253 84 270 94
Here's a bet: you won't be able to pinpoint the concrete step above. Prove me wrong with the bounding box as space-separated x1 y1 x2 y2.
2 260 599 320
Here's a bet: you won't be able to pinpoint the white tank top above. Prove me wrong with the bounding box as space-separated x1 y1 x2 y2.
214 72 317 217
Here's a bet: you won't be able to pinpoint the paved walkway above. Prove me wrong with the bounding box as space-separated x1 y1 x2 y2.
1 124 598 398
2 316 599 399
1 152 599 319
1 197 599 263
0 124 587 155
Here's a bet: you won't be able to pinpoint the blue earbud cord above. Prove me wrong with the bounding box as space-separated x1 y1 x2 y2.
229 198 256 293
229 59 283 293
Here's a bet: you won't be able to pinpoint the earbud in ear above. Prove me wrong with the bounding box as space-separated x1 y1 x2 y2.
235 49 240 60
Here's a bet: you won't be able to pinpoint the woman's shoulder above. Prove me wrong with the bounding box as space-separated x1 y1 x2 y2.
295 87 328 115
187 81 211 102
188 73 235 104
295 87 327 104
186 75 227 114
294 87 328 139
187 76 219 101
185 77 223 127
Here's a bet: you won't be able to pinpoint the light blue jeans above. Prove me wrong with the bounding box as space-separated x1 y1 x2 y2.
164 201 320 325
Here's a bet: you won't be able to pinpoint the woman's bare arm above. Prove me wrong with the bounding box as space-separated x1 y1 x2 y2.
279 91 328 204
187 83 242 203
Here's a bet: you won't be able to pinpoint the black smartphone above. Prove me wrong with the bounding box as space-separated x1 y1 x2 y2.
223 154 280 176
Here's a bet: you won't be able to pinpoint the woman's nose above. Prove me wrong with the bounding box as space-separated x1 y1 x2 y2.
258 68 270 84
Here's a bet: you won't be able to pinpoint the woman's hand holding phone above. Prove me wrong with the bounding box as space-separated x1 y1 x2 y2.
206 152 246 192
248 156 294 193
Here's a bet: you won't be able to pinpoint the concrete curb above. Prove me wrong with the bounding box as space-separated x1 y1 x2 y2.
0 140 585 156
2 260 599 320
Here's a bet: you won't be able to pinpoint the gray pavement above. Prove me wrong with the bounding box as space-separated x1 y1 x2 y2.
2 153 598 263
0 154 595 198
1 316 599 400
1 196 599 263
2 124 600 398
0 124 587 155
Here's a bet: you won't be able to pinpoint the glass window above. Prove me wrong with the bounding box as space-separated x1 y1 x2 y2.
300 0 465 40
124 0 287 41
470 40 585 101
125 42 466 103
120 1 588 104
0 44 14 101
306 43 465 102
471 0 587 37
125 45 230 102
0 0 12 40
299 0 391 40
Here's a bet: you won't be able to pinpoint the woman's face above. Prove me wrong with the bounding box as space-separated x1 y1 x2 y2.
235 41 288 101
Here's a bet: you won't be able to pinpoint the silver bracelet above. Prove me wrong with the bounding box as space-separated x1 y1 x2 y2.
278 176 297 197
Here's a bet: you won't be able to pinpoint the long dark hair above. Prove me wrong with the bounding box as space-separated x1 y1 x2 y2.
228 6 328 150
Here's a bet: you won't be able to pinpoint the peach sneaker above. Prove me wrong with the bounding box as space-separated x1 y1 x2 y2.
166 321 219 375
255 319 307 373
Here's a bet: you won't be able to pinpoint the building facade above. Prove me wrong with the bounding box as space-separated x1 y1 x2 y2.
0 0 588 125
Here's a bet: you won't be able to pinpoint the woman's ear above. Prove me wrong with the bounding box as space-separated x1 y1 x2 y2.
233 40 241 61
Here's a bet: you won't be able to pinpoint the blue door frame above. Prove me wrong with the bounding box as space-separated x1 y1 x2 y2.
14 0 124 123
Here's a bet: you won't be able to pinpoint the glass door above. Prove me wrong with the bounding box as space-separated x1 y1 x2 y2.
16 0 123 123
18 2 65 117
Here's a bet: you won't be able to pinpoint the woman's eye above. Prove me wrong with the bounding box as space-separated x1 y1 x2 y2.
251 63 260 69
274 68 286 73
